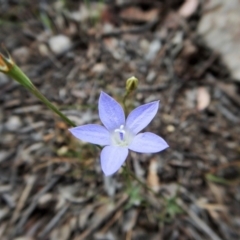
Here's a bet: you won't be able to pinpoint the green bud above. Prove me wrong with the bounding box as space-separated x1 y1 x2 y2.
126 76 138 92
0 53 14 73
0 51 76 127
0 52 33 89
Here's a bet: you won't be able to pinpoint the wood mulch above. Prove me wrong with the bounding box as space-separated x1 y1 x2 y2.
0 1 239 239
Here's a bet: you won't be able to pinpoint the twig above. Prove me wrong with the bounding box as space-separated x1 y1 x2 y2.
38 204 70 239
74 195 128 240
13 177 60 237
101 18 159 38
138 83 169 92
177 199 223 240
11 175 36 223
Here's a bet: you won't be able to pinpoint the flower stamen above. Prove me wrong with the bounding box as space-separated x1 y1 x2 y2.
114 125 125 141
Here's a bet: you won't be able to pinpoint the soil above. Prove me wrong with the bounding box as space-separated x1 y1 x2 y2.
0 1 239 240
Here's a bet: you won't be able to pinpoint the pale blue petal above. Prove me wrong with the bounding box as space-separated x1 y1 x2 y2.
128 132 169 153
99 92 125 131
126 101 159 134
69 124 110 145
100 146 128 176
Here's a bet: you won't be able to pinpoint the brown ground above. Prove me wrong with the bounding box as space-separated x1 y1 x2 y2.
0 1 240 240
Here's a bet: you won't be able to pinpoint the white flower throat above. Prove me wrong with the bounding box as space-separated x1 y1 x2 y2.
112 125 133 147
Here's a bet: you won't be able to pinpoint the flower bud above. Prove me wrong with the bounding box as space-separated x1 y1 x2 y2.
126 76 138 93
0 51 75 127
0 53 14 73
0 51 34 89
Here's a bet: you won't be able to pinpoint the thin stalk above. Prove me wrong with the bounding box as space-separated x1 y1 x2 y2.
123 165 155 195
31 86 76 127
123 91 130 115
124 159 132 189
2 56 76 127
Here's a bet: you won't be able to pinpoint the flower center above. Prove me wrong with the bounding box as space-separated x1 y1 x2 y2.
114 125 125 141
111 125 133 147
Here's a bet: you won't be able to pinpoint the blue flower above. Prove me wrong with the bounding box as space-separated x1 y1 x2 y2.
69 92 169 176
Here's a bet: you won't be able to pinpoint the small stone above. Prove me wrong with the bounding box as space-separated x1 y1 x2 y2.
38 43 49 56
145 39 161 61
136 93 143 101
57 146 68 156
48 35 72 54
140 39 150 53
172 31 183 45
0 151 11 163
92 63 106 74
198 0 240 81
5 116 22 131
146 70 156 83
167 125 175 132
38 193 54 207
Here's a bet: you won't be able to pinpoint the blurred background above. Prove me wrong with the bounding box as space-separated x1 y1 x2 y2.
0 0 240 239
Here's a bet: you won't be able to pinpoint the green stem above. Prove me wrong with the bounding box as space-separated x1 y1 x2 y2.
31 86 76 127
124 159 132 189
122 165 158 196
123 91 130 115
7 63 76 127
